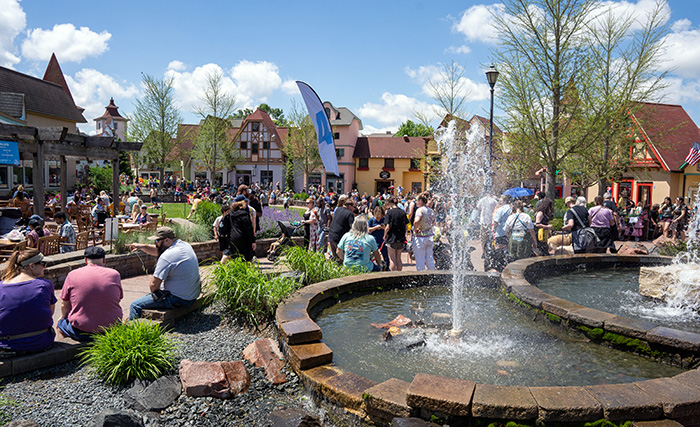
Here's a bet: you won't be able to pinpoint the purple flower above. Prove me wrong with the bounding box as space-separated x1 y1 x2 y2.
257 206 303 237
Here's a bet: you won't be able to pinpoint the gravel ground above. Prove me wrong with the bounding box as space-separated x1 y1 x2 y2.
0 303 363 427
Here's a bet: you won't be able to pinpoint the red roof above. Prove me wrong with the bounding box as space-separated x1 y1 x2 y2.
352 136 426 159
630 102 700 171
42 53 75 104
94 97 126 121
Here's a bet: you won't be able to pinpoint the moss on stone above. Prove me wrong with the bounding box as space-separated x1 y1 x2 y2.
546 312 562 323
601 332 664 358
577 326 605 340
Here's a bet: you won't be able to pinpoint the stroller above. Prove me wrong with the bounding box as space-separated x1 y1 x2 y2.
267 220 303 262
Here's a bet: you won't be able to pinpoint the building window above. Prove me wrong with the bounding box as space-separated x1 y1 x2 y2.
334 132 340 140
252 122 260 131
263 140 270 150
335 148 344 159
358 158 369 169
261 170 273 187
0 166 8 188
384 158 394 169
410 158 421 170
252 143 259 155
240 140 248 150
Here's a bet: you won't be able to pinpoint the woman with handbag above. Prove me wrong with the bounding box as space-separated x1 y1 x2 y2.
588 195 616 253
504 200 538 261
562 196 590 254
534 198 554 255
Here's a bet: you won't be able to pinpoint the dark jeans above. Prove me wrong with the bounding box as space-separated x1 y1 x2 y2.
129 292 196 320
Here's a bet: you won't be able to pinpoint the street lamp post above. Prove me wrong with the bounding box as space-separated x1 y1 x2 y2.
485 64 499 193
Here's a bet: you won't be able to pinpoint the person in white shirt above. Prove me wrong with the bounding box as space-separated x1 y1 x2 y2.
503 200 537 260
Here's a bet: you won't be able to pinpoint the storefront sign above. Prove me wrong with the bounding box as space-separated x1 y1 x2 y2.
0 140 20 166
379 171 391 179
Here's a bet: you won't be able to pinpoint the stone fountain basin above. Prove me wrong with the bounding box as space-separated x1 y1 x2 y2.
276 255 700 425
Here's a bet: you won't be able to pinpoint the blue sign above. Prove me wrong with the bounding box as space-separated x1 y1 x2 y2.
0 140 20 166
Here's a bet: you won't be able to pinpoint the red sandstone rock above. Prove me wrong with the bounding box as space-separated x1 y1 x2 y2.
618 242 649 255
370 314 412 329
243 338 287 385
221 360 251 395
179 359 231 399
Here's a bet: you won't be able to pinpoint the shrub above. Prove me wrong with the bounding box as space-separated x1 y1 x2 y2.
78 321 178 385
208 258 303 325
111 222 211 254
280 246 357 284
292 192 309 201
193 200 221 234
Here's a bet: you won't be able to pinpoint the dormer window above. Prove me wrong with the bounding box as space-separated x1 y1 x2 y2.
252 122 260 132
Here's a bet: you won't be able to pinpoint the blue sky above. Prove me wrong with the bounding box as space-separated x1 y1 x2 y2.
2 0 700 136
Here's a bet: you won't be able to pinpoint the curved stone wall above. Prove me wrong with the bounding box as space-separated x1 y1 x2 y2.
276 257 700 425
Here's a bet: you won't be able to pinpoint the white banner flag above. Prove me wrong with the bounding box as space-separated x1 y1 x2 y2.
296 81 339 176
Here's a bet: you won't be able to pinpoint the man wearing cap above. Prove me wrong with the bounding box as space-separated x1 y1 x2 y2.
57 247 123 341
127 227 201 320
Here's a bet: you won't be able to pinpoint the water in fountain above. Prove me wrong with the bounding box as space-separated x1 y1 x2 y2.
662 195 700 312
432 120 490 334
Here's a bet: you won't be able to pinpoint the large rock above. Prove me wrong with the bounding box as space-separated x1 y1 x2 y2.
4 421 41 427
243 338 286 385
179 359 250 399
639 265 700 305
125 376 181 411
618 242 649 255
384 328 426 352
269 407 321 427
89 409 144 427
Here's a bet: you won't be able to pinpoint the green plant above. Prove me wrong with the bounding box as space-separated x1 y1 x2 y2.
280 246 357 284
292 192 309 201
78 321 178 385
208 258 303 325
111 222 211 255
658 239 691 257
0 393 16 425
193 200 221 233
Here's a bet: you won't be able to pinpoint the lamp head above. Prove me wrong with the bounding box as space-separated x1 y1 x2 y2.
486 64 499 88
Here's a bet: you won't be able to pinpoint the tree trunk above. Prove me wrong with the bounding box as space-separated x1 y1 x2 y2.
598 178 607 197
546 168 557 201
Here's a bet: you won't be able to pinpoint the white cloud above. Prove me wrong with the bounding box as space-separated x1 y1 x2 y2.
662 23 700 79
230 60 282 100
0 0 26 68
453 4 502 44
165 63 241 112
445 45 472 55
590 0 670 33
281 79 299 95
358 93 435 127
167 60 187 72
658 77 700 104
406 64 491 102
65 69 139 134
360 124 397 136
21 23 110 63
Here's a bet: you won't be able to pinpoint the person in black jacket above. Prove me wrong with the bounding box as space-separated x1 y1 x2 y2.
219 199 256 263
328 195 356 260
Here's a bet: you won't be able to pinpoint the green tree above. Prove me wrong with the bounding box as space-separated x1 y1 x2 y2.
492 0 669 200
396 120 434 137
88 165 114 193
232 103 289 127
127 74 182 176
192 70 238 184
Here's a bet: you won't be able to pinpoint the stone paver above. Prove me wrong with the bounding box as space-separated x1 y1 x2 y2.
529 386 603 422
471 384 537 420
406 373 475 416
363 378 414 423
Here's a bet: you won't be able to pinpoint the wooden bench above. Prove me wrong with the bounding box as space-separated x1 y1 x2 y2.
140 295 207 329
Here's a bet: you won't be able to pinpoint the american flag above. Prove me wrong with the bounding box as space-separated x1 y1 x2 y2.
686 142 700 166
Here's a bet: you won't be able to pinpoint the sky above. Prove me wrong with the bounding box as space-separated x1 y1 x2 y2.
2 0 700 136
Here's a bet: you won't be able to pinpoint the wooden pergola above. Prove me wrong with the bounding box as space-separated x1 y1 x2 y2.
0 124 143 216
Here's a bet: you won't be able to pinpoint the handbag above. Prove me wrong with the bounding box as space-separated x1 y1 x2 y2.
570 207 598 251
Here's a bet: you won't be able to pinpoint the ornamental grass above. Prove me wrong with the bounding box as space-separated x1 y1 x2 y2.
207 258 303 325
279 246 357 285
78 321 178 385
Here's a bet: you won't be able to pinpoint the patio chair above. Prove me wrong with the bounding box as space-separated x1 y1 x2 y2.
37 235 60 255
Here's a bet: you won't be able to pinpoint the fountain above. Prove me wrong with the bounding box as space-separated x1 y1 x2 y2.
430 120 490 336
274 122 700 423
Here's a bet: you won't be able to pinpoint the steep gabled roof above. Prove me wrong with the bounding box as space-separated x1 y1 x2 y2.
231 108 287 150
0 64 86 124
471 114 503 134
323 101 363 129
629 102 700 171
352 136 426 159
42 53 75 104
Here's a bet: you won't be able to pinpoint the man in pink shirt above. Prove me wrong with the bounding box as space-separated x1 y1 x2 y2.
57 246 123 341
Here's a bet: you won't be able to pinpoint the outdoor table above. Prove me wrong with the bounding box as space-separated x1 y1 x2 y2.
0 238 23 250
120 223 143 231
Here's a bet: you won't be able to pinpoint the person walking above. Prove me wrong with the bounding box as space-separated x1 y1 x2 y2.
412 194 436 271
383 197 408 271
328 195 355 260
220 200 256 263
588 195 616 253
504 200 538 260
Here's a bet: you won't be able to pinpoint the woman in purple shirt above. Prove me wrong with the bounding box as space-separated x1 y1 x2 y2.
0 249 56 355
588 195 616 253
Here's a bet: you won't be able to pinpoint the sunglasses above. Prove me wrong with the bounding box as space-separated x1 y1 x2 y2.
34 262 47 267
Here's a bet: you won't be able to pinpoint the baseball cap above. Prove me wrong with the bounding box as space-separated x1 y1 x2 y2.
84 246 106 259
148 226 176 241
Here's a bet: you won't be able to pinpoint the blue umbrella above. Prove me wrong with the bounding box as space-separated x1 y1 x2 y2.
502 187 534 198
